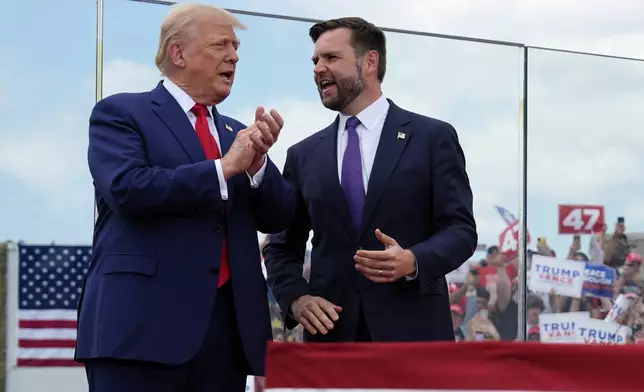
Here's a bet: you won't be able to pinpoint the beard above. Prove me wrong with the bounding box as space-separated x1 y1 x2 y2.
318 65 364 112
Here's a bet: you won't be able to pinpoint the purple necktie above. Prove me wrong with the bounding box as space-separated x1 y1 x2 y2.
341 116 365 229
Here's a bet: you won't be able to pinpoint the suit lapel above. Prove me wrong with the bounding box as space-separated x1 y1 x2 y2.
359 101 412 241
150 82 205 163
211 106 234 156
316 117 357 236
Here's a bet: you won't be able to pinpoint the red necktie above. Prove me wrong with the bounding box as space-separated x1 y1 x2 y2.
191 104 230 287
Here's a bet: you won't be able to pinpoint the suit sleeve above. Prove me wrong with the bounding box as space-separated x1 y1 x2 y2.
250 155 296 234
88 97 224 219
409 123 478 294
262 148 311 330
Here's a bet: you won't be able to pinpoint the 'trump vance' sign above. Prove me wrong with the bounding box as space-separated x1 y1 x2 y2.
576 318 629 345
529 255 584 298
539 312 589 344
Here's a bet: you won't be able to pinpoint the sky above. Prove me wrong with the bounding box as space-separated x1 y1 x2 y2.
2 0 644 261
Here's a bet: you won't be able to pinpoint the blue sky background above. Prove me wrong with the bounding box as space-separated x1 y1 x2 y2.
2 0 644 261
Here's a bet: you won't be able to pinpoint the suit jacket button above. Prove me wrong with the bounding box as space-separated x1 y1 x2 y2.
357 246 363 251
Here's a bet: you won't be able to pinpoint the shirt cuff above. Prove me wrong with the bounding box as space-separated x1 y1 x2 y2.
405 253 419 281
246 156 267 188
214 159 229 200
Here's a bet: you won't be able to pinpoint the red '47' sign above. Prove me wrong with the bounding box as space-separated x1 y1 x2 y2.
499 221 531 258
558 205 604 234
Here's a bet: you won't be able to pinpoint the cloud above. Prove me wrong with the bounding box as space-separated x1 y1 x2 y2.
102 59 161 97
624 202 644 229
0 112 89 193
0 59 160 211
247 0 644 58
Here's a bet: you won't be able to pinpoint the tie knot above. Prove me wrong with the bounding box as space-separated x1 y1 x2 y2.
191 103 209 118
346 116 360 130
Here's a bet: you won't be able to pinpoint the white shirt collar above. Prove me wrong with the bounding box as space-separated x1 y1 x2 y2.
338 94 389 132
162 77 214 117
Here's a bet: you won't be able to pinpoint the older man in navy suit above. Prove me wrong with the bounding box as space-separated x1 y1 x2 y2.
263 17 477 343
75 4 294 392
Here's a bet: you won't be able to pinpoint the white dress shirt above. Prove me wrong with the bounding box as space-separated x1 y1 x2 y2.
162 78 266 200
336 94 389 189
336 94 417 280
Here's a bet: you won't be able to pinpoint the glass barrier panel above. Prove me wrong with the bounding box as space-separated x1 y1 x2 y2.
527 47 644 345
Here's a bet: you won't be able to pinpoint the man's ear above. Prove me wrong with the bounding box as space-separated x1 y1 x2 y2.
363 50 379 78
168 42 186 68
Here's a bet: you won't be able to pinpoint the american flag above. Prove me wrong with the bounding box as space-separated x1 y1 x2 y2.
494 205 518 226
17 244 90 367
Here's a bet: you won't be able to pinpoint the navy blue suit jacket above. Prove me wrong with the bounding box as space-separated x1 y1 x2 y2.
263 100 477 342
75 82 295 375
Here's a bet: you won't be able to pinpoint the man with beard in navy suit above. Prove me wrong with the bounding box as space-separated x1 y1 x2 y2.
264 17 477 343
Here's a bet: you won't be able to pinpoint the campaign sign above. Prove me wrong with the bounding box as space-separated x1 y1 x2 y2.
539 312 590 344
605 293 637 324
582 263 616 298
498 221 531 258
575 318 629 345
528 255 584 298
558 204 605 234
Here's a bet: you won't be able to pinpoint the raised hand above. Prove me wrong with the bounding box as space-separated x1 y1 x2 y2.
248 106 284 175
220 122 266 179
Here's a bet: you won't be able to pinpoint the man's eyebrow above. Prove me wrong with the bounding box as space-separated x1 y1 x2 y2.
211 37 240 47
312 51 338 63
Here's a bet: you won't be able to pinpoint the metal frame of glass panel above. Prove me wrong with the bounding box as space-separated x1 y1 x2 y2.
94 0 644 341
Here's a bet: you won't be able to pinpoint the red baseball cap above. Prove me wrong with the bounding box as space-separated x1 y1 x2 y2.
626 251 642 264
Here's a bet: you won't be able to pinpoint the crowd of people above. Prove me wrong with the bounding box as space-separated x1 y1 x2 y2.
449 221 643 343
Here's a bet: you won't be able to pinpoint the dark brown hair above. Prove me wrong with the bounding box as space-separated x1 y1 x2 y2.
309 17 387 82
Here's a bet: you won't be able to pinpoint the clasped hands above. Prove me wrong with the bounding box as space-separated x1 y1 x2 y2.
291 229 416 336
221 106 283 179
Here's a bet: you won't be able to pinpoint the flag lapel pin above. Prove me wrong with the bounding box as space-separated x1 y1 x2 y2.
225 124 233 132
397 132 406 140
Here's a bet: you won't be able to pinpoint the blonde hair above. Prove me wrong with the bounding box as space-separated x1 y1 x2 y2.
155 3 247 75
